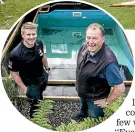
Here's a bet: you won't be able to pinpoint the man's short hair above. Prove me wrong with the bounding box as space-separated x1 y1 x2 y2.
86 23 105 36
21 22 38 35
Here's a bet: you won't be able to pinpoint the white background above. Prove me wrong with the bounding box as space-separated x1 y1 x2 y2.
0 1 135 132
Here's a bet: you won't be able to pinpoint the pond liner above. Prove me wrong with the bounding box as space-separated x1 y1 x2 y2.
1 1 133 82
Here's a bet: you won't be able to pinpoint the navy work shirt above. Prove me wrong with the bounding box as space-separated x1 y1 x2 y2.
85 51 123 86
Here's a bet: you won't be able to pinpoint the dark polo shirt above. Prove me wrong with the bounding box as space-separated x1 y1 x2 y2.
8 40 45 85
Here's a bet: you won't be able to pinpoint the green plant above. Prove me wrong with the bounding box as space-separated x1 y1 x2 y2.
56 96 125 132
25 95 124 131
2 77 18 102
104 94 125 117
0 0 135 29
30 99 54 129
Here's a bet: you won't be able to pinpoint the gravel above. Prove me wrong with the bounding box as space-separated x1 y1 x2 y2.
48 101 81 128
13 99 81 129
13 98 30 119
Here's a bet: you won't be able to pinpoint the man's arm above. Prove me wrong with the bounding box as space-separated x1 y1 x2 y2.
106 83 125 104
10 71 27 94
94 63 125 107
94 83 125 107
42 56 50 70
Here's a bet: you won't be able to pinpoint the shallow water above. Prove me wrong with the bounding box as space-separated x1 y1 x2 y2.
37 27 133 80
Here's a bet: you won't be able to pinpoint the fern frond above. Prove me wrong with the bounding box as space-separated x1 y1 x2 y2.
56 95 125 131
30 99 53 129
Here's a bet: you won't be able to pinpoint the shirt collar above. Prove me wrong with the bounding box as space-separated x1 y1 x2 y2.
86 43 105 64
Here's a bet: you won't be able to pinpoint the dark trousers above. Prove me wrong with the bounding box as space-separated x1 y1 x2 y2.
80 98 104 118
26 74 48 118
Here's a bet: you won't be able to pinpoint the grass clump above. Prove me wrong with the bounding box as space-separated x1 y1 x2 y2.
2 77 18 102
0 0 49 29
0 0 135 29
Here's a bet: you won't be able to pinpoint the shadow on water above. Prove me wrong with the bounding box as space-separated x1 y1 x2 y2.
40 28 63 36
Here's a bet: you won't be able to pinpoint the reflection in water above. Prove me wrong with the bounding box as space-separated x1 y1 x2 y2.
72 32 82 38
51 44 68 54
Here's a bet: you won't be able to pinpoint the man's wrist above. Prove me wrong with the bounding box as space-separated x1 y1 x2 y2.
105 98 109 106
46 67 50 71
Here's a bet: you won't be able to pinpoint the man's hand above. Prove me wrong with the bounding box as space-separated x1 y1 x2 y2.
94 83 125 108
23 87 27 94
94 98 108 108
10 71 28 94
46 67 50 74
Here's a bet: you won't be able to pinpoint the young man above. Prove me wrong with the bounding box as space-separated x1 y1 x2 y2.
75 23 125 119
8 22 50 118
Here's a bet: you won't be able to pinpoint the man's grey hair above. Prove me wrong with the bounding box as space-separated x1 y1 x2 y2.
86 23 105 36
21 22 38 35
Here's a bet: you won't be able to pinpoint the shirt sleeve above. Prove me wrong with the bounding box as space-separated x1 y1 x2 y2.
8 53 20 72
105 63 123 86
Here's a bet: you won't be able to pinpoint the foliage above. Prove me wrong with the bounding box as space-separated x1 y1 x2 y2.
104 95 125 117
28 95 125 131
30 99 54 130
2 77 18 102
0 0 49 29
0 0 135 29
85 0 135 29
2 78 125 132
56 117 107 132
56 96 125 132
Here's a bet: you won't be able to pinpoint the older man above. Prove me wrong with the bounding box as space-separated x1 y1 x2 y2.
75 23 125 119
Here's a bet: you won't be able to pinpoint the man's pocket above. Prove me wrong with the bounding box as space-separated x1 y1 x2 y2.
26 84 40 100
40 71 49 91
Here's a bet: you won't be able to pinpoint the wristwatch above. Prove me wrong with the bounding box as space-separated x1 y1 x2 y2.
105 99 109 106
46 67 50 71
